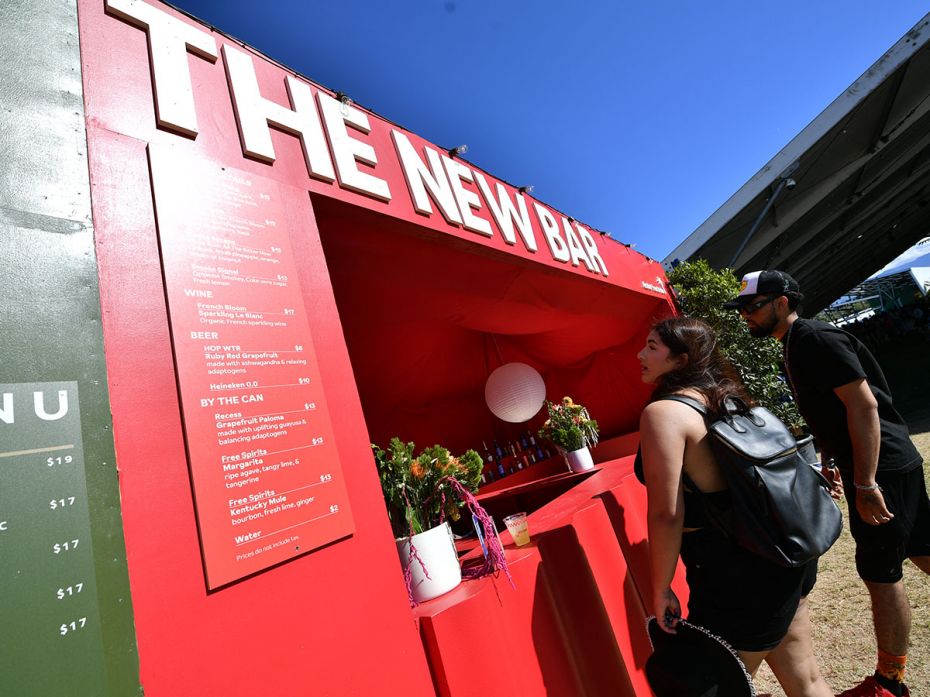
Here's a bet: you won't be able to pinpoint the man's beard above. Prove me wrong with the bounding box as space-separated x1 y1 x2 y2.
748 313 779 337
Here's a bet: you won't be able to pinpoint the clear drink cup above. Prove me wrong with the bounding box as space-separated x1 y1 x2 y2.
503 512 530 546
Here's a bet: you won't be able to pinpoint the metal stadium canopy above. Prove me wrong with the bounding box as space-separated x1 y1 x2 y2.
664 13 930 315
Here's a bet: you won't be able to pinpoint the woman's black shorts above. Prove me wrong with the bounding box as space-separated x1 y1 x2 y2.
680 527 816 652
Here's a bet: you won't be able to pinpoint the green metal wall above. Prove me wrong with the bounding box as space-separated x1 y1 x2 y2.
0 0 140 694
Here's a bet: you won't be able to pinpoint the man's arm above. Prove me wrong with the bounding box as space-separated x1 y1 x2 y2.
834 378 893 525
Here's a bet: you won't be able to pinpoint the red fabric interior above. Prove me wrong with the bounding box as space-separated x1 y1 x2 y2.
313 197 672 455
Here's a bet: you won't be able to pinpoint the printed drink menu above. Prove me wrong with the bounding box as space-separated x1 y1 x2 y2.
149 146 354 589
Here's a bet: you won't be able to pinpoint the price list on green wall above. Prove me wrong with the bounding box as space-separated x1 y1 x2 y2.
0 382 107 696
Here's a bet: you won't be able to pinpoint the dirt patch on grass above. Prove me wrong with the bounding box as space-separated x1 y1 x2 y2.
754 433 930 696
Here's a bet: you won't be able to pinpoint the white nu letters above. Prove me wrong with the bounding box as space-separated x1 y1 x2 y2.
34 390 69 422
0 393 12 424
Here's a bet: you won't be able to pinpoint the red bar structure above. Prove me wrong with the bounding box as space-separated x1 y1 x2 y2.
74 0 681 694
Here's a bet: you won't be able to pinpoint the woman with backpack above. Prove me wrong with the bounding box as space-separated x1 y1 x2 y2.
636 316 832 696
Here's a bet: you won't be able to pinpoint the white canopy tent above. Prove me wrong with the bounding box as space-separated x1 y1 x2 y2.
823 237 930 323
870 236 930 292
851 236 930 303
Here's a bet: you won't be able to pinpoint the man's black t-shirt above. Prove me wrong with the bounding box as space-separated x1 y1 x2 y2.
782 318 921 474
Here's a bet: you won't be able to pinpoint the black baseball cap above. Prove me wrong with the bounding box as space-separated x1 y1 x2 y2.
723 270 801 309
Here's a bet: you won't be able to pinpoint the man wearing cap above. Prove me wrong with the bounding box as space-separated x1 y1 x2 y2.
726 270 930 697
725 271 930 697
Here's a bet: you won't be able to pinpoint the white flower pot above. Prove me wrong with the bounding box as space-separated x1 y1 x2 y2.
565 446 595 472
395 522 462 603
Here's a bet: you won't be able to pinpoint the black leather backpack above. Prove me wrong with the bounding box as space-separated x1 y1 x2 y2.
668 395 842 568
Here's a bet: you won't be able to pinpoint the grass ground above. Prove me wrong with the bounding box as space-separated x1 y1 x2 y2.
754 451 930 696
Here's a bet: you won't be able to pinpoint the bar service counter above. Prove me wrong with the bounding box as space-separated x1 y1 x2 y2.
412 437 690 697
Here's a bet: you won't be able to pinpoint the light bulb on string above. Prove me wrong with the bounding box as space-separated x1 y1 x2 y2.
335 91 353 118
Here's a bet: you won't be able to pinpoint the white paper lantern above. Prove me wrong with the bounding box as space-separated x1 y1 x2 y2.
484 362 546 423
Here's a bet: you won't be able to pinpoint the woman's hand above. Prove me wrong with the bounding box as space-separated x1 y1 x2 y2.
654 587 681 633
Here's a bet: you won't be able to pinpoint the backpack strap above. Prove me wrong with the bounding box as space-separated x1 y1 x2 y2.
656 394 708 417
636 396 706 486
662 394 754 424
653 395 708 496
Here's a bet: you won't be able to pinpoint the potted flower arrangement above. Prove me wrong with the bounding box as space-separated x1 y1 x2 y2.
537 396 600 472
372 438 485 603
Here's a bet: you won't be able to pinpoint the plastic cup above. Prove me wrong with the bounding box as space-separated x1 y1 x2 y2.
503 512 531 546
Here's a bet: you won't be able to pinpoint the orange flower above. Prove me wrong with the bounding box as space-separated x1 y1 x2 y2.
410 461 426 479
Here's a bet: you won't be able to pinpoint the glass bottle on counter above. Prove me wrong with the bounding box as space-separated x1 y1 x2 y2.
479 443 495 483
529 432 546 461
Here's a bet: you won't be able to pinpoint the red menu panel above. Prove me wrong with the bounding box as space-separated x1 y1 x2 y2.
149 145 354 589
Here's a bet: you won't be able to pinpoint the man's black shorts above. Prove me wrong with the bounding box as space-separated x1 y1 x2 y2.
844 466 930 583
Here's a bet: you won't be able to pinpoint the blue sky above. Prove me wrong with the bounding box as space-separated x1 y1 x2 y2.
173 1 929 263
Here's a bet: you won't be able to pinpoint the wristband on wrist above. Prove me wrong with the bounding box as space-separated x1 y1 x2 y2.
854 482 881 492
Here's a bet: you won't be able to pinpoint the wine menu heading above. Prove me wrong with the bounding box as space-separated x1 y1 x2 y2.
150 146 353 589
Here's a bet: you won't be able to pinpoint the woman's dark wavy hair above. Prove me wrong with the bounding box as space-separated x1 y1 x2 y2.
648 317 753 416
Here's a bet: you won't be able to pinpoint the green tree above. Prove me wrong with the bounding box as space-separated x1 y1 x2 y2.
667 259 805 434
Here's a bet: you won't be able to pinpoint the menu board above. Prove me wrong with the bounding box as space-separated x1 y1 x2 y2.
0 382 108 696
149 146 354 589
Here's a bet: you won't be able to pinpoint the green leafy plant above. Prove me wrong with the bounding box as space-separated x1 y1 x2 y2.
372 438 483 538
537 396 600 452
667 259 805 434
